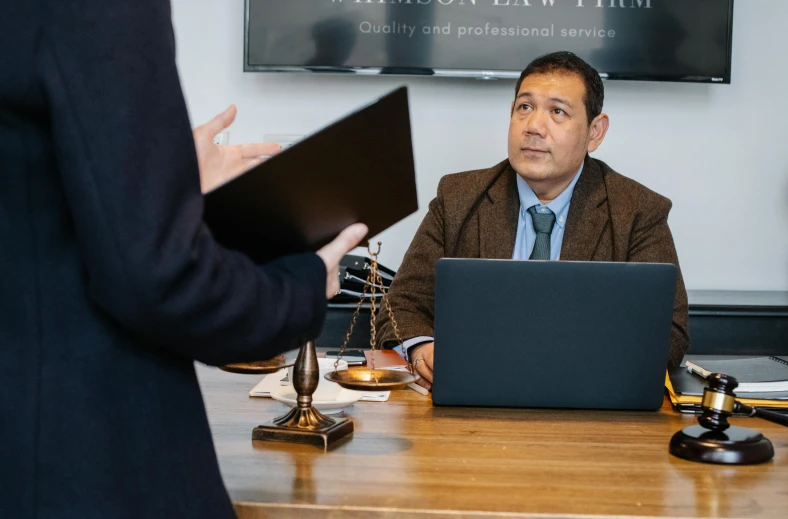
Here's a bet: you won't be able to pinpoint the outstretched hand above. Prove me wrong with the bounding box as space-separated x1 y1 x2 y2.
193 105 281 193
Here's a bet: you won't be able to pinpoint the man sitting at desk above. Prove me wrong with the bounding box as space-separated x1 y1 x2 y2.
377 51 689 391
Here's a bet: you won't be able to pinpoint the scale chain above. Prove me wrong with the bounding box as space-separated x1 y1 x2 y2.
334 241 416 385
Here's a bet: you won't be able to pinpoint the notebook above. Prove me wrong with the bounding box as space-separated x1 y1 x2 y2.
203 87 418 263
685 356 788 393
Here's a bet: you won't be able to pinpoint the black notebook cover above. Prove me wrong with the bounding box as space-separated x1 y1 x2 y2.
203 87 418 264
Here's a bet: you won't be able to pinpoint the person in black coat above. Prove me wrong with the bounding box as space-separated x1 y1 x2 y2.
0 1 367 518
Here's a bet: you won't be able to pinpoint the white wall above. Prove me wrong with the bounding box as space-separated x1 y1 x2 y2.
172 0 788 291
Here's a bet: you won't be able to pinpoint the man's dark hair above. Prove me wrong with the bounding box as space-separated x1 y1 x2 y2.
514 51 604 124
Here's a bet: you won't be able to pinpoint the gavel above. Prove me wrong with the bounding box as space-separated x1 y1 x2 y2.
669 373 787 464
699 373 788 430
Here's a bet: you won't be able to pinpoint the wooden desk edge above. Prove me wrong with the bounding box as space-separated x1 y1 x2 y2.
233 501 695 519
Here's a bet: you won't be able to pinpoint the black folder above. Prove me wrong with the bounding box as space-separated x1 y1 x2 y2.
203 87 418 264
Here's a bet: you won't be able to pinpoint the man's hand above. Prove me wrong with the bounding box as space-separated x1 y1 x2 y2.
316 224 369 299
193 105 281 193
410 342 434 391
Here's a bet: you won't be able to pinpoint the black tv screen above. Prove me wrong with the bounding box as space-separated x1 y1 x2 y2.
245 0 734 84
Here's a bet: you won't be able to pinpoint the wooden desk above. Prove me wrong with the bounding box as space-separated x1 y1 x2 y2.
197 365 788 519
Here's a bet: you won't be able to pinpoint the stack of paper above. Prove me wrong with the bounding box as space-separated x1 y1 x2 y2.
248 370 390 402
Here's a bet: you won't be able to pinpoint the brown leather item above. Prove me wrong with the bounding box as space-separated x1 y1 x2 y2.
377 155 689 367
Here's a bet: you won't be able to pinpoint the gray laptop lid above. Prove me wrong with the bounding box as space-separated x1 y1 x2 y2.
432 259 676 410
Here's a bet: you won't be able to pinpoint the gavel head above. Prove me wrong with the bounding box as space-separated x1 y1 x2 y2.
698 373 739 431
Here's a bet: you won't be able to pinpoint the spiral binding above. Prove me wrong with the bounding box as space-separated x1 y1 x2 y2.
768 356 788 366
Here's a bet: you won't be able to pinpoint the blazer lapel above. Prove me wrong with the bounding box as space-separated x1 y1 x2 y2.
478 165 519 259
560 157 609 262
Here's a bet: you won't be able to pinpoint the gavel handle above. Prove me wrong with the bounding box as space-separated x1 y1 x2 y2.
735 402 788 427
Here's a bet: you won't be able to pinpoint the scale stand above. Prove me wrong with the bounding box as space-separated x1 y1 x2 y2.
251 340 353 448
219 241 417 448
221 341 352 448
324 241 419 392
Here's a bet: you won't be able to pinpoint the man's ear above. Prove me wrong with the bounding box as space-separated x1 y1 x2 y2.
587 113 610 153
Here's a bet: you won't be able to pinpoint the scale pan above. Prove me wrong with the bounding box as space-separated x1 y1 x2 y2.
325 369 418 391
218 355 292 374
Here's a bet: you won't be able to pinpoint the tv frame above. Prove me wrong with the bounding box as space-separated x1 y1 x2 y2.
243 0 734 84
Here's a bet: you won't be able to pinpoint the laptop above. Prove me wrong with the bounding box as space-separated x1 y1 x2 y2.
203 87 418 263
431 259 677 411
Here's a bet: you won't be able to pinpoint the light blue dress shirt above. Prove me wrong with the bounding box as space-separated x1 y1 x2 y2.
512 164 583 261
398 164 585 360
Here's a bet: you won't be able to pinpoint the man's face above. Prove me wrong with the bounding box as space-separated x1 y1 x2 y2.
508 72 596 185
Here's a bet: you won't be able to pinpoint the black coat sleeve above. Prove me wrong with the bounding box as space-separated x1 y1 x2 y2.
38 0 327 365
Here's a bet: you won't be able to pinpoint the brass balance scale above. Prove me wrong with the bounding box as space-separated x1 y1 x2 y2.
219 242 418 448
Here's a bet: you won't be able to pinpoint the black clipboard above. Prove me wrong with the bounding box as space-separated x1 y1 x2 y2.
203 87 418 263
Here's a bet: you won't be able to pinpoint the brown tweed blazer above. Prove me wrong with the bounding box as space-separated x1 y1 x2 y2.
377 156 689 367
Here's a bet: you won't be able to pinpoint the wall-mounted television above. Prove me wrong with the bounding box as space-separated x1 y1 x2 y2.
245 0 734 84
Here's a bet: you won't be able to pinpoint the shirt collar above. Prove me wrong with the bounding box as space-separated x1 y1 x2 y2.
515 163 584 230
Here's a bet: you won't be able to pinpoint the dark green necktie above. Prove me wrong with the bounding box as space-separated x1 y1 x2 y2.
527 205 556 260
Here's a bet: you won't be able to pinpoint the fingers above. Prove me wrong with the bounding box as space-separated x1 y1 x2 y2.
415 376 432 391
317 223 369 266
335 223 369 253
414 359 433 384
221 144 283 185
239 142 281 159
195 105 237 140
410 342 434 391
326 275 340 299
317 224 368 300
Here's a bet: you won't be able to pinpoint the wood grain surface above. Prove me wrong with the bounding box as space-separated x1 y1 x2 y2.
196 365 788 519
